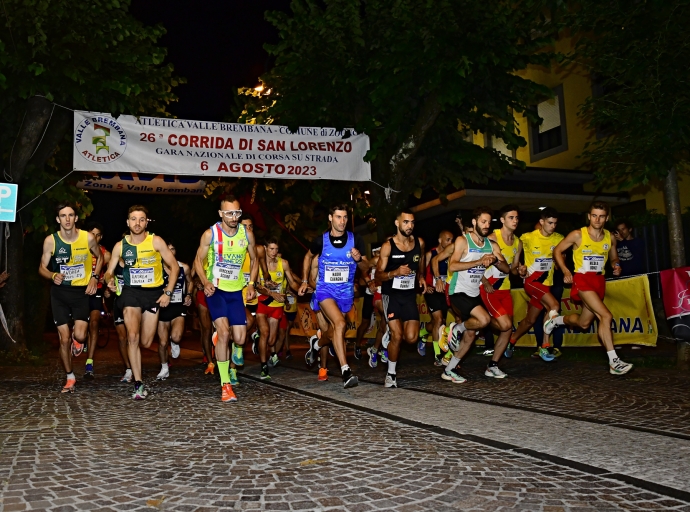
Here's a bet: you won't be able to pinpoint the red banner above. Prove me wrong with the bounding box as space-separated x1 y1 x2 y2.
660 266 690 320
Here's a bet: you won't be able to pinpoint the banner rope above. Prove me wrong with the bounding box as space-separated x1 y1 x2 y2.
16 170 75 213
368 180 400 203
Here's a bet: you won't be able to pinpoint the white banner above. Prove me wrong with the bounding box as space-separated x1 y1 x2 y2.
76 173 206 195
72 112 371 181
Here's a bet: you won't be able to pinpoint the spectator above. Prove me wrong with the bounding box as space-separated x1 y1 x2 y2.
614 220 646 276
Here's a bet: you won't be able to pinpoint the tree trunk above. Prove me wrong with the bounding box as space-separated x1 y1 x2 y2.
663 166 686 268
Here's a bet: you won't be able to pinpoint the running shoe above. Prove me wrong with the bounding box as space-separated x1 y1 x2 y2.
538 347 556 362
70 332 84 357
379 349 389 364
504 343 515 359
231 343 244 366
260 367 271 380
328 345 336 358
120 369 133 383
212 330 218 347
441 369 466 384
305 335 319 367
251 332 259 355
285 350 293 360
610 358 633 375
434 355 443 367
384 373 397 388
171 341 181 359
448 323 465 353
479 349 494 356
551 347 562 358
268 353 279 368
354 345 362 360
485 365 507 379
84 363 94 379
204 362 215 375
438 325 450 352
441 351 452 366
318 368 328 381
417 340 426 357
544 312 560 335
61 377 76 393
229 368 239 385
221 383 237 402
202 355 209 365
367 346 378 368
132 383 148 400
156 366 170 380
382 326 391 349
342 369 358 389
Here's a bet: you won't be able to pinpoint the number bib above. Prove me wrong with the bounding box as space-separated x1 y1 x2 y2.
172 289 183 303
584 256 605 273
243 272 251 284
60 264 85 282
534 258 553 272
213 262 241 282
129 268 155 286
467 267 485 285
325 265 349 283
287 294 296 305
392 273 416 290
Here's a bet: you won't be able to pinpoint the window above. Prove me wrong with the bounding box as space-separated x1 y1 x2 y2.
528 84 568 162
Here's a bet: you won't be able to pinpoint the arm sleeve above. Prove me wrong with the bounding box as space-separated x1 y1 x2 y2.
310 236 323 256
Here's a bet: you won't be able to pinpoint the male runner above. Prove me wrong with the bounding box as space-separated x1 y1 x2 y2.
105 205 178 399
84 221 111 378
194 197 259 402
440 206 511 382
551 202 633 375
426 230 454 366
481 205 522 373
504 207 563 361
299 204 369 388
256 237 300 380
375 209 430 388
156 243 193 380
39 202 103 393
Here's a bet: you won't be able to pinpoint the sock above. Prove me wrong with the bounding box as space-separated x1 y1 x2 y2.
542 342 551 349
607 350 618 364
509 337 517 346
161 362 169 370
548 309 559 320
217 360 230 384
387 361 397 375
341 364 350 373
488 361 498 367
86 359 93 365
446 356 461 372
553 316 565 327
135 380 142 387
66 372 75 380
433 341 441 357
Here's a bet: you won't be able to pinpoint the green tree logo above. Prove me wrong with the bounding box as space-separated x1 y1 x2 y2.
92 124 110 154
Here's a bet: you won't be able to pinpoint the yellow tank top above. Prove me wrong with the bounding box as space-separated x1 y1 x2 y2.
574 227 611 274
51 230 93 287
520 229 564 286
121 233 164 288
484 229 519 291
260 258 287 308
241 251 257 306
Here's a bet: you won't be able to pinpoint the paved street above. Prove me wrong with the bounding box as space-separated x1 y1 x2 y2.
2 334 690 511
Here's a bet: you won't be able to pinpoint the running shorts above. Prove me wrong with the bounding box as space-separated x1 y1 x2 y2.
159 303 187 322
51 286 90 326
285 310 297 321
257 302 284 319
120 286 163 314
113 296 124 326
524 274 550 310
450 292 484 322
245 303 257 315
425 291 449 317
361 293 374 322
196 289 208 309
88 293 104 313
310 293 320 313
382 293 419 323
571 273 606 302
315 290 353 314
279 313 289 330
206 289 247 325
480 288 513 318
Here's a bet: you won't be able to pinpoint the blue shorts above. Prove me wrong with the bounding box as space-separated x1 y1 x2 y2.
315 290 353 314
206 289 247 325
310 294 320 312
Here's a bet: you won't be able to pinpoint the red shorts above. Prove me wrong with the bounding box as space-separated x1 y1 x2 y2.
373 291 382 304
480 288 513 318
279 314 288 330
524 274 550 310
257 302 285 320
196 290 208 309
571 273 605 302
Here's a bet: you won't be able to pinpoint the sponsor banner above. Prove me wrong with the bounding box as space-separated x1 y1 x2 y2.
660 266 690 341
73 111 371 181
77 173 205 195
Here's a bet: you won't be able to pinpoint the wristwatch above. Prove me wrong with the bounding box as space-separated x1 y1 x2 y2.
164 290 172 297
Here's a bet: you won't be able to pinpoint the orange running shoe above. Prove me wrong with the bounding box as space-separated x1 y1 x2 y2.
205 362 215 375
221 383 237 402
70 332 84 357
61 378 76 393
318 368 328 381
212 331 218 347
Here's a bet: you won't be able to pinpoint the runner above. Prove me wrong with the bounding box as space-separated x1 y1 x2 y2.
39 202 104 393
256 237 300 380
425 230 454 366
480 205 522 375
84 221 111 378
156 243 193 380
194 196 259 402
191 268 214 373
105 205 178 399
504 207 563 361
551 201 633 375
104 258 132 382
305 250 332 381
353 256 376 360
280 289 298 359
299 203 369 388
375 209 430 388
440 206 511 383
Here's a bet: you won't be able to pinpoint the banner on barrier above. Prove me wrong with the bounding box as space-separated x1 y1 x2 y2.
76 173 206 195
73 112 371 181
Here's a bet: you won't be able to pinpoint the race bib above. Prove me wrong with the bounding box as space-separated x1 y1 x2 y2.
213 262 241 282
325 265 349 283
243 272 251 284
467 267 485 285
392 273 416 290
172 288 183 303
129 267 155 286
60 264 85 282
584 256 605 273
287 294 296 305
534 258 553 272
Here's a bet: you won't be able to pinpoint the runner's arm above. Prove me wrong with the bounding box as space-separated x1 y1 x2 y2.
418 238 431 293
554 230 580 284
511 241 523 276
448 236 485 273
85 232 103 295
431 243 453 277
608 235 622 276
490 240 510 274
181 262 194 305
373 241 392 281
283 259 301 293
245 229 258 301
256 244 274 287
299 250 316 295
155 236 179 300
104 242 121 290
38 235 59 283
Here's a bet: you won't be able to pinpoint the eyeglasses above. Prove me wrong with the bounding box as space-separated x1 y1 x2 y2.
220 210 243 217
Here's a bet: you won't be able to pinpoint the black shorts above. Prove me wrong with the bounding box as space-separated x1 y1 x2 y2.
382 293 419 323
51 286 90 327
450 292 485 321
425 292 448 317
361 293 375 321
285 310 297 321
120 286 163 314
159 303 187 322
245 303 258 315
88 293 104 312
112 296 124 326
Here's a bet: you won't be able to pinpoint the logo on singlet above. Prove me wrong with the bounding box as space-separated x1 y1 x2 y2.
59 247 67 254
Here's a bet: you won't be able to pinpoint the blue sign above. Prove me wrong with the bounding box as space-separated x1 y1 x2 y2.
0 183 18 222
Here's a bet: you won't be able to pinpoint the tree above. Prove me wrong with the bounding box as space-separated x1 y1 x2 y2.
567 0 689 267
0 0 183 351
241 0 561 240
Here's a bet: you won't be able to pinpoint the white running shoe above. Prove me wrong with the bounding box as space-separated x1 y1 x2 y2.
156 366 170 381
610 358 633 375
544 311 561 335
448 323 465 352
382 326 391 349
132 383 148 400
485 365 507 379
171 341 181 359
441 369 466 384
120 369 133 383
384 373 397 388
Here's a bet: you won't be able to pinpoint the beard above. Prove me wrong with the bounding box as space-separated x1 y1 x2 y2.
477 226 491 237
398 226 413 237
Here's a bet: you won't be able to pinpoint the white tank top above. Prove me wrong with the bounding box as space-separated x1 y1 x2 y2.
449 234 492 297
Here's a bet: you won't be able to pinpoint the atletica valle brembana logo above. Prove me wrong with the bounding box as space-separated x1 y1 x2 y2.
75 115 127 163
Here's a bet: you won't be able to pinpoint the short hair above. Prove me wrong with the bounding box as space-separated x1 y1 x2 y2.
220 195 239 209
329 204 349 215
265 236 279 247
241 212 254 223
55 201 76 216
127 205 149 217
472 206 493 222
499 204 519 219
540 207 558 220
616 218 632 229
397 208 414 219
85 221 104 233
589 201 610 216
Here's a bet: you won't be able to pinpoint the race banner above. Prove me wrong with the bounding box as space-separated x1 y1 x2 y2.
73 112 371 181
77 173 205 195
660 266 690 341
